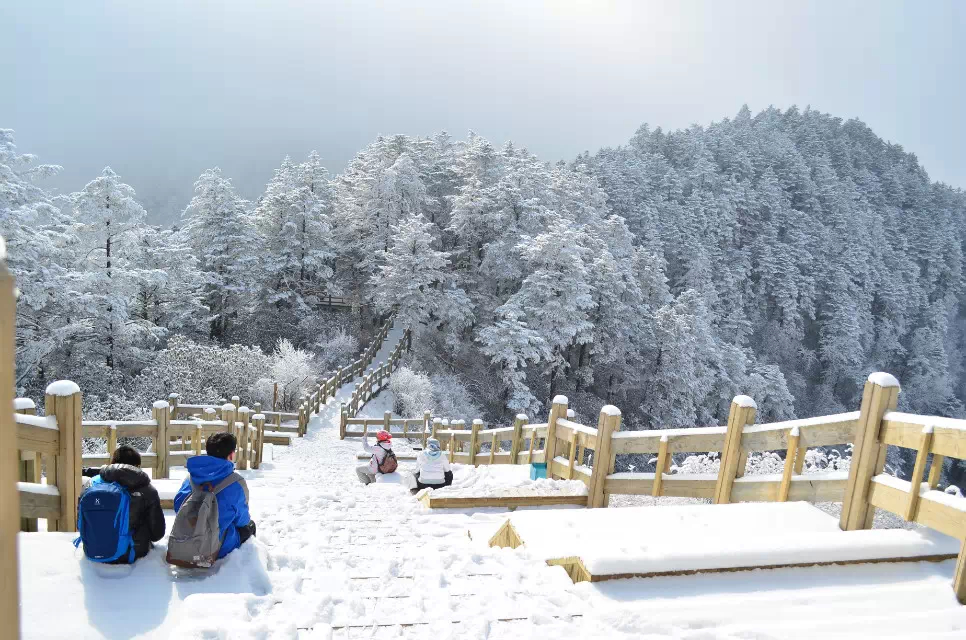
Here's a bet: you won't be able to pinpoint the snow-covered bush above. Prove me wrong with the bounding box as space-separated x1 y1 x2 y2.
430 372 482 422
671 452 720 475
315 329 359 372
255 339 320 410
390 366 435 417
133 335 271 405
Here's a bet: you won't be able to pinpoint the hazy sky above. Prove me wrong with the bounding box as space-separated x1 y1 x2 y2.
2 0 964 223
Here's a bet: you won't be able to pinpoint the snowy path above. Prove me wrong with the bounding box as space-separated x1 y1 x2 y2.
18 326 966 638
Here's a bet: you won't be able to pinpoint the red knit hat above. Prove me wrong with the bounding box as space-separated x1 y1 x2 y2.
376 430 392 443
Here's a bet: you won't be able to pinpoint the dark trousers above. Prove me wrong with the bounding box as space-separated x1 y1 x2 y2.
414 470 453 491
237 521 257 545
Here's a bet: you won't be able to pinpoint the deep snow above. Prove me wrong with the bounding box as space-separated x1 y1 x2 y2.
17 327 966 638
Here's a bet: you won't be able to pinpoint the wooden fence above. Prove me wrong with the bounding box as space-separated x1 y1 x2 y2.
396 372 966 601
338 326 412 438
14 389 265 533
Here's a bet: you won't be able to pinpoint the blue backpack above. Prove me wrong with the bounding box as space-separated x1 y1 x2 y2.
73 476 136 563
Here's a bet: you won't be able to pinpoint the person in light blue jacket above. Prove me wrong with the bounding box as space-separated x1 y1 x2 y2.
174 432 255 559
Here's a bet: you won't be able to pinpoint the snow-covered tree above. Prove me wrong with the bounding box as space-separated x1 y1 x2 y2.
181 168 259 342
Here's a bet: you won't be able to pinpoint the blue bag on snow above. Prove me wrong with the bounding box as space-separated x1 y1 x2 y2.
73 476 136 563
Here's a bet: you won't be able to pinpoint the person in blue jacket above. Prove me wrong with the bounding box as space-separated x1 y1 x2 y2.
173 432 256 559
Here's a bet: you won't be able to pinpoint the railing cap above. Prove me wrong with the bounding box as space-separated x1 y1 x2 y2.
732 395 757 409
221 403 236 411
14 397 35 410
600 405 621 417
152 400 170 410
868 372 901 389
552 395 569 405
45 380 80 396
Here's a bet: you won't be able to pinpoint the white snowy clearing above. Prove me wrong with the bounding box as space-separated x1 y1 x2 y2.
17 328 966 638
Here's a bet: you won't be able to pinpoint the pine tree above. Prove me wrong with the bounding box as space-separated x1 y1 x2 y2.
181 168 259 342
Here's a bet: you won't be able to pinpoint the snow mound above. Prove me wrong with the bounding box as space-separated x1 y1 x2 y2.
152 400 170 409
14 397 36 410
19 533 271 639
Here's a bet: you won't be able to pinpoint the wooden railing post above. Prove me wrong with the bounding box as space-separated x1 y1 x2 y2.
222 403 237 447
167 392 180 418
652 435 670 498
422 411 431 448
431 417 440 440
588 406 621 508
231 395 240 411
237 406 250 470
470 419 483 466
16 400 40 532
272 381 278 412
544 396 569 478
45 381 82 532
383 411 391 436
252 413 266 468
152 400 170 479
511 414 527 464
0 243 20 636
840 372 900 531
713 395 757 505
339 403 347 439
194 424 203 456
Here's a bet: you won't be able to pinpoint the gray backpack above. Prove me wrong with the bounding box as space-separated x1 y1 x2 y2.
166 472 245 568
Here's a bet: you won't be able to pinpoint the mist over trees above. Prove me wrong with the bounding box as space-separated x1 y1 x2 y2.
3 106 965 479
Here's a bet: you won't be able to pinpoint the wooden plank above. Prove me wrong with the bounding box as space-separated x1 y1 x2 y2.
610 428 727 455
652 436 669 497
868 477 966 539
778 428 800 502
881 418 966 460
732 475 848 503
740 413 860 450
18 486 61 519
955 543 966 605
421 494 588 509
263 434 292 446
905 427 934 521
16 420 60 455
928 454 945 489
606 476 717 499
562 553 957 585
113 424 160 438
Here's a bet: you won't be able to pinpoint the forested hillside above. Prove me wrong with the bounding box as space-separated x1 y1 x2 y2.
3 106 965 459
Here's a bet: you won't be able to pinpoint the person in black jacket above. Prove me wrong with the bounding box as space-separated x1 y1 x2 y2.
80 445 166 563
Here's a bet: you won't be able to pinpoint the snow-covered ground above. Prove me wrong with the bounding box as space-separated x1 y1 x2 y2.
17 326 966 638
431 464 588 499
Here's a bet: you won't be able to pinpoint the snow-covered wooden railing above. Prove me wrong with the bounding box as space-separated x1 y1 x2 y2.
14 388 267 534
14 381 83 533
345 411 433 447
603 402 861 506
338 324 412 437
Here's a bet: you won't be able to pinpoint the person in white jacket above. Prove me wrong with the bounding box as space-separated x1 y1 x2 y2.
356 429 394 485
411 438 453 491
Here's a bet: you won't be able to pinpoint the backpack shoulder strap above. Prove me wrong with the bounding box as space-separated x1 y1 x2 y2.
213 472 248 503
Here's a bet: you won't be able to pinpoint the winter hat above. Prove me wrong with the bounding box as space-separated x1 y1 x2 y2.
427 439 441 453
376 430 392 443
